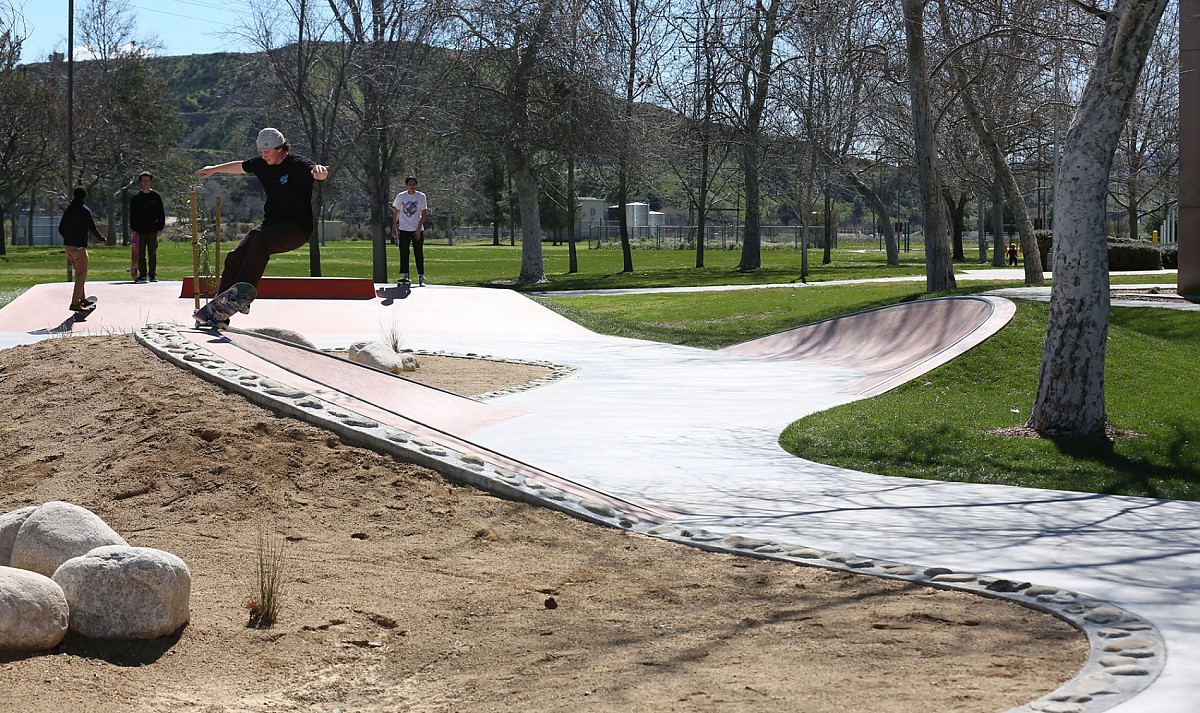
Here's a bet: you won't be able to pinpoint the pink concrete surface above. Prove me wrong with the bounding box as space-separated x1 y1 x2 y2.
0 281 593 342
177 326 673 521
717 295 1015 396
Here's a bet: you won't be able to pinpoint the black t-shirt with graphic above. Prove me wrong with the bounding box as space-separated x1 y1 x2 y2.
242 153 317 234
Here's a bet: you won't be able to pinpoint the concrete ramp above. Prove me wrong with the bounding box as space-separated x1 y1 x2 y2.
717 296 1015 396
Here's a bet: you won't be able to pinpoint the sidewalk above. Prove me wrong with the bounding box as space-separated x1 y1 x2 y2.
2 279 1196 712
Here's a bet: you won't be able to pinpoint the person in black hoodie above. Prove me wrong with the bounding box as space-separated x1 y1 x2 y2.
58 186 108 311
128 171 166 282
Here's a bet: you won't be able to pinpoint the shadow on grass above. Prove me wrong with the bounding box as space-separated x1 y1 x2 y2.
1048 431 1200 501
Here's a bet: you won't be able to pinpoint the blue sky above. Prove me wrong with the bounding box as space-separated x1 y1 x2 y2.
12 0 254 63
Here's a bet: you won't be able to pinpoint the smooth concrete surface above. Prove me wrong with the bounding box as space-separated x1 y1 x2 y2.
2 279 1198 712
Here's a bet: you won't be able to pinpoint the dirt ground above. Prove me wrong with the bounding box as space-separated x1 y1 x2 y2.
0 335 1087 712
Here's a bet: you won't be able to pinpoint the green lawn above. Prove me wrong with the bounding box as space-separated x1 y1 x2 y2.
0 239 967 295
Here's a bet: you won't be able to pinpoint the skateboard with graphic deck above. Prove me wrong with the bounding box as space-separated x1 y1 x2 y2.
193 282 255 328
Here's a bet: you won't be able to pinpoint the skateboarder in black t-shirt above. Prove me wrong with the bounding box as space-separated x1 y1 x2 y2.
195 127 329 295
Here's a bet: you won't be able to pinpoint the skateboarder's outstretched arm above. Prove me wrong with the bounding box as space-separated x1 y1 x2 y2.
196 161 246 178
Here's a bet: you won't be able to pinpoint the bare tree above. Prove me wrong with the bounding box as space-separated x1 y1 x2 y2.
248 0 355 276
1107 2 1177 240
717 0 803 272
448 0 596 283
936 0 1045 283
327 0 446 282
0 20 58 254
900 0 955 291
1028 0 1169 438
659 4 735 268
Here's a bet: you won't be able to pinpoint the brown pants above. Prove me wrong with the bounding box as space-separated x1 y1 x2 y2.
218 222 309 292
65 246 89 306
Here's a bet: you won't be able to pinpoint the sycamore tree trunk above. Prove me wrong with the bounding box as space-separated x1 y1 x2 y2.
902 0 956 292
1028 0 1168 438
510 148 546 284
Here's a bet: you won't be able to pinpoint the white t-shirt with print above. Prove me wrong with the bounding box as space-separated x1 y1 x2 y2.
393 190 428 231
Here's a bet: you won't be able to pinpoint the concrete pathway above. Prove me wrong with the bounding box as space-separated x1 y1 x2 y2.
1 277 1196 712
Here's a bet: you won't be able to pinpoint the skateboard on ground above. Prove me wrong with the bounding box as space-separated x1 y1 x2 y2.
73 297 97 322
193 282 255 328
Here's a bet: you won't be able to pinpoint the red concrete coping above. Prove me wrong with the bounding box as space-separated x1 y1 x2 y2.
180 276 376 299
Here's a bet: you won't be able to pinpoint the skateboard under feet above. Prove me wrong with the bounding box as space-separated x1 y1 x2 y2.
193 282 256 328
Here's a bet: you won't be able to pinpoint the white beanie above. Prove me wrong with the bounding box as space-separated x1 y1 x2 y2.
256 127 286 150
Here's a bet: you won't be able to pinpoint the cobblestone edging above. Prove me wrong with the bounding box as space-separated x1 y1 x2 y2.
136 323 1165 713
322 346 578 400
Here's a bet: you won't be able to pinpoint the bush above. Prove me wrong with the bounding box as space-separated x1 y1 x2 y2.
1159 245 1178 269
1107 238 1162 271
1034 230 1053 266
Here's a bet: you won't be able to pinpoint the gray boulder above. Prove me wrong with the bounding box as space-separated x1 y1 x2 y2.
54 546 191 640
348 340 419 374
0 566 69 651
0 505 38 567
248 327 317 349
9 501 128 577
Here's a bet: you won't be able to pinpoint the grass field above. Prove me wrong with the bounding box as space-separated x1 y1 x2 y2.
3 239 1193 501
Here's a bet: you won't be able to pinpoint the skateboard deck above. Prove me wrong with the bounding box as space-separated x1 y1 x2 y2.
193 282 256 328
129 232 141 278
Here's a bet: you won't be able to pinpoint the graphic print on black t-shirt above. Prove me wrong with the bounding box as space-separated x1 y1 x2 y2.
242 154 316 234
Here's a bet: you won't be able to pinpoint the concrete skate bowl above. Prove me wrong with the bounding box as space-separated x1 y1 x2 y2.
717 295 1016 397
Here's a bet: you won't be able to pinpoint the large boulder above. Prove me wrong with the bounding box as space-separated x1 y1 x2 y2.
0 566 69 651
54 546 191 640
348 341 419 374
0 505 38 567
248 327 317 349
9 501 128 577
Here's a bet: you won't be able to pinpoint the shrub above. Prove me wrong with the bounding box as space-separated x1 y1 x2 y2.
1107 238 1162 271
1159 245 1179 269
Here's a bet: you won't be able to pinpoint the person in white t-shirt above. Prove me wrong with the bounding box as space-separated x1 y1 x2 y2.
391 176 429 285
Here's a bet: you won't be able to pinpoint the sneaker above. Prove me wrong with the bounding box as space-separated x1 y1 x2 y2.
69 302 94 312
400 273 411 284
134 277 147 284
418 275 426 286
149 276 159 282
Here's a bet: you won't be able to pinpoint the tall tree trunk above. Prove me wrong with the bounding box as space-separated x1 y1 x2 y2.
822 176 833 265
617 163 633 272
945 191 966 261
510 149 546 284
567 153 578 274
1028 0 1169 438
738 137 763 270
991 177 1007 267
902 0 956 292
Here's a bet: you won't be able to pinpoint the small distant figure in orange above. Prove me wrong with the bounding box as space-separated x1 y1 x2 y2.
1007 242 1019 266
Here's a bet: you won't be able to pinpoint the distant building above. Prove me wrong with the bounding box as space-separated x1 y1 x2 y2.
578 197 606 232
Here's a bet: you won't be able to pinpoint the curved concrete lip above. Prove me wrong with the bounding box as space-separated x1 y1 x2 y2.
718 295 1016 396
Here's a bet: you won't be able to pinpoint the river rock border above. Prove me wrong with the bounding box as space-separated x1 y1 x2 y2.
135 322 1163 713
